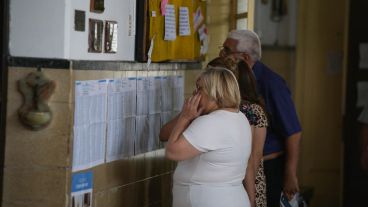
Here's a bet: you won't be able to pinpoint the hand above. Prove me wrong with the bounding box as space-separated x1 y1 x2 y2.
283 173 299 201
179 94 203 122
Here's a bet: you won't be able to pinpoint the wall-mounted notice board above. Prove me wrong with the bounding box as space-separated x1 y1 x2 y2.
136 0 207 62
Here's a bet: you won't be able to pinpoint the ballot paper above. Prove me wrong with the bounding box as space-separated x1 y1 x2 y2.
73 80 108 172
106 78 137 162
173 75 184 111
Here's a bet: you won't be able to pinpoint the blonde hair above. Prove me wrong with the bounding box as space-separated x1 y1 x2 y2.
198 67 241 109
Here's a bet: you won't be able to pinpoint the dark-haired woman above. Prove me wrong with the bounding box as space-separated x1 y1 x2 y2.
208 57 268 207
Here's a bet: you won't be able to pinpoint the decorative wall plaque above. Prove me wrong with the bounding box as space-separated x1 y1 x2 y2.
88 19 103 53
18 67 56 130
104 21 118 53
74 10 86 32
90 0 105 13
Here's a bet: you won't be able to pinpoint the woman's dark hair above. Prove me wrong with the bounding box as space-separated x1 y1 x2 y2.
207 57 265 110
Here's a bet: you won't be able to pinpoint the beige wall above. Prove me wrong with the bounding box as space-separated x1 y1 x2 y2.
295 0 347 206
2 66 202 207
206 0 231 62
261 48 296 89
3 67 72 207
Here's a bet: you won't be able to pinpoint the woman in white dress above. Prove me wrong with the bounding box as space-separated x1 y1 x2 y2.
160 67 254 207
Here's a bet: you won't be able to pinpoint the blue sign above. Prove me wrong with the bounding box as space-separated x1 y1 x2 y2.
71 171 93 193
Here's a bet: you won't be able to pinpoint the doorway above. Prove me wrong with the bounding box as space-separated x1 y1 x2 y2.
343 0 368 206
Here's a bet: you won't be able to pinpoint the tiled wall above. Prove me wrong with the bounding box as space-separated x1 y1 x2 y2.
261 47 296 91
3 67 72 207
2 63 202 207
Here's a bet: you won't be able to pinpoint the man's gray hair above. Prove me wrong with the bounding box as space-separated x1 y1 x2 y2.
227 30 262 61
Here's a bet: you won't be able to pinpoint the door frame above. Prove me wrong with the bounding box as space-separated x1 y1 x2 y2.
0 0 9 204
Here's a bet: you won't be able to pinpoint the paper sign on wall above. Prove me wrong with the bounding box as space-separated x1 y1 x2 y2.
179 7 191 36
71 171 93 207
193 7 204 31
73 80 107 172
164 4 176 41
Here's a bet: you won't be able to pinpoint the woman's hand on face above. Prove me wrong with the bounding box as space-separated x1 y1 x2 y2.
180 93 203 122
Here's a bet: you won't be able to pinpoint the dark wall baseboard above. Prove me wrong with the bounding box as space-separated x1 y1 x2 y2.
8 56 202 71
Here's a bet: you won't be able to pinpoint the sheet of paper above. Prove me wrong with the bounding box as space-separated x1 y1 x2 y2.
73 80 108 172
161 76 173 112
148 76 162 114
148 114 161 151
179 7 191 36
173 75 184 111
193 7 204 31
137 77 149 115
198 24 207 41
135 115 149 154
71 171 93 207
357 81 368 107
164 4 176 41
161 0 168 15
106 117 135 161
122 78 137 117
359 43 368 69
146 36 155 69
198 24 208 55
106 79 136 162
200 37 209 55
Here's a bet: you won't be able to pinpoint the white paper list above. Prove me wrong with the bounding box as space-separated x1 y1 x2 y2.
173 75 184 111
164 4 176 41
148 114 161 151
179 7 191 36
148 76 162 114
106 117 135 161
73 80 108 172
161 76 173 112
135 114 161 154
135 115 149 154
106 79 137 162
137 77 149 115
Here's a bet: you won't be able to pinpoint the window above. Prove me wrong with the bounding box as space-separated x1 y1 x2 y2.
230 0 254 30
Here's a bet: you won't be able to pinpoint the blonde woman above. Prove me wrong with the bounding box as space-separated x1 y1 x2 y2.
160 68 253 207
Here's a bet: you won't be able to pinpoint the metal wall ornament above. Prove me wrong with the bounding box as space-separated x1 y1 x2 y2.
88 19 104 53
17 67 56 130
104 21 118 53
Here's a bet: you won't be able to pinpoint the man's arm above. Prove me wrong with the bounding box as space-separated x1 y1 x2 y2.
159 114 180 142
283 132 301 200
